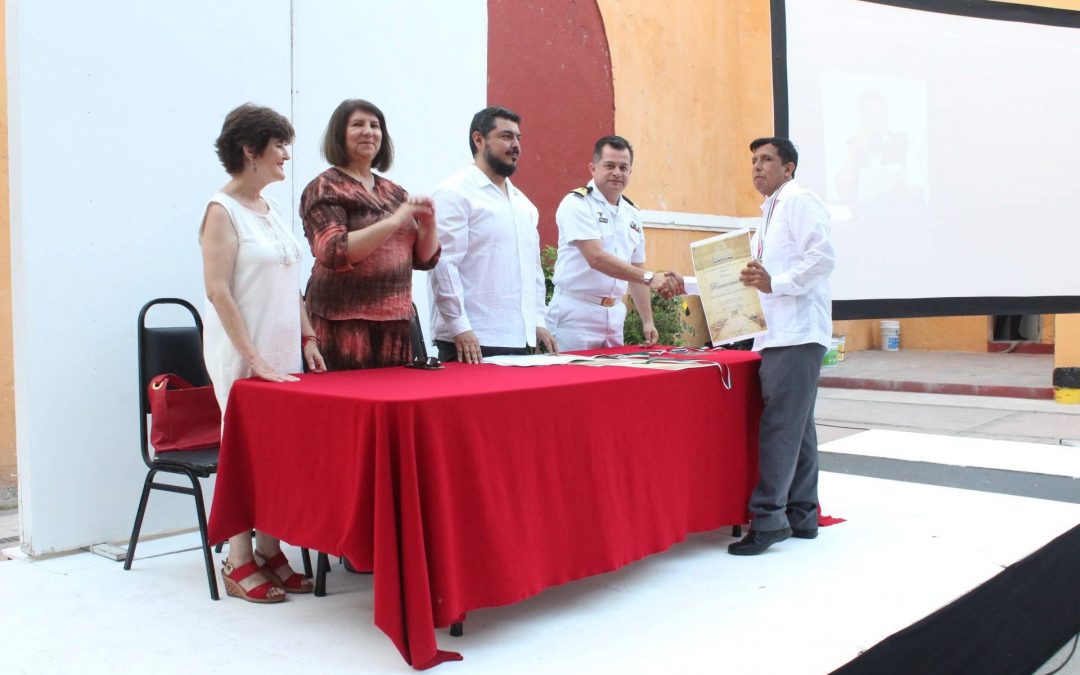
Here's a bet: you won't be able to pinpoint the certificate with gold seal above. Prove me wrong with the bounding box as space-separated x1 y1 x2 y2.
690 230 767 345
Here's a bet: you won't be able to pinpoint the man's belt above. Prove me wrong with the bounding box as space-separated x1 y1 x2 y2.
560 289 620 307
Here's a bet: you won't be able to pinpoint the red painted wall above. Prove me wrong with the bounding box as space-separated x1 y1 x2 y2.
487 0 615 247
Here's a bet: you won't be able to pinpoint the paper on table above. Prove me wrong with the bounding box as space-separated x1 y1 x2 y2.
690 230 768 346
570 358 715 371
482 354 594 366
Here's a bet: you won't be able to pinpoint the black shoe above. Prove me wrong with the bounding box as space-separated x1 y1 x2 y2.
791 528 818 540
727 527 792 555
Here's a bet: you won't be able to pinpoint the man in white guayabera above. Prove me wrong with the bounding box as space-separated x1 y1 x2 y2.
730 136 835 556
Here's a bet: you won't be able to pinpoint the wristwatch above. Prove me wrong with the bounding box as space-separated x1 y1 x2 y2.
642 270 655 286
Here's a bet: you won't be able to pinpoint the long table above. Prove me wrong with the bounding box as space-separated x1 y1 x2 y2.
208 348 762 669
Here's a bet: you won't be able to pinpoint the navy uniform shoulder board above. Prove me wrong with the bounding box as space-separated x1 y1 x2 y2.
570 186 592 198
622 194 636 207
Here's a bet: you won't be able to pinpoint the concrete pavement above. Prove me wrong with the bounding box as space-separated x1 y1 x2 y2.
0 509 17 560
816 387 1080 447
816 347 1080 446
822 347 1058 399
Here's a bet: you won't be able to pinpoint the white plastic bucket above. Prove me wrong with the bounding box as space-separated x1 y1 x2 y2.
880 320 900 351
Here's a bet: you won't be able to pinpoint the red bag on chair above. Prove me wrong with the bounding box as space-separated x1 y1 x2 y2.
148 373 221 452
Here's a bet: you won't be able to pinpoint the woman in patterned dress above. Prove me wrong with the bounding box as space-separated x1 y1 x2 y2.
299 99 440 370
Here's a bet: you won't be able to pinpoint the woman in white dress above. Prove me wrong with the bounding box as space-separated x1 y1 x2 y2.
200 104 327 603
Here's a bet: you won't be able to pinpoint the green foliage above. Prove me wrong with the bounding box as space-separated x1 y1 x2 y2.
625 294 688 347
542 245 558 305
540 244 688 347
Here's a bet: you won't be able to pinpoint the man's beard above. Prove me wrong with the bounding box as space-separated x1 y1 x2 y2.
485 147 518 177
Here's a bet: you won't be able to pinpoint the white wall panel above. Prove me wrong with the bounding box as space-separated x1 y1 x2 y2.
9 0 291 553
9 0 489 554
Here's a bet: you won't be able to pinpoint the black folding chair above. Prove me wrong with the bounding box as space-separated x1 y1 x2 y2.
125 298 314 598
409 302 429 360
124 298 221 599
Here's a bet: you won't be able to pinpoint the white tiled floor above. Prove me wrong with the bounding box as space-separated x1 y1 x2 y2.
3 468 1079 675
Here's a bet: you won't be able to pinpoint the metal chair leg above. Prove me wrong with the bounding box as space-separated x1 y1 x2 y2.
189 473 220 600
301 548 313 578
123 470 156 570
315 552 330 597
450 622 464 637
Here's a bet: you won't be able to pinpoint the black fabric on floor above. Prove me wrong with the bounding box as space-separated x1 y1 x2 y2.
832 523 1080 675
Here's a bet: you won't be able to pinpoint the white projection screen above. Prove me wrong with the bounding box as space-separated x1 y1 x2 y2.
781 0 1080 318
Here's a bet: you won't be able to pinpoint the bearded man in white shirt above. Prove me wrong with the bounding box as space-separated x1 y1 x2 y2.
430 106 557 363
729 136 836 556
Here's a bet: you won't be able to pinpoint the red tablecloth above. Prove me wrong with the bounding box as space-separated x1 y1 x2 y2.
208 348 761 669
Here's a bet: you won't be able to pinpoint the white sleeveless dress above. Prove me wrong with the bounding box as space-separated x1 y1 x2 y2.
202 192 304 414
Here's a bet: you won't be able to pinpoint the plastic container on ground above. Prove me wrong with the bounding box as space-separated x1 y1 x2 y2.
1053 367 1080 404
880 320 900 352
823 338 839 367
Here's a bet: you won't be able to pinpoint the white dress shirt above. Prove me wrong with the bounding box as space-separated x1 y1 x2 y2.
552 180 646 298
749 180 836 351
430 164 547 347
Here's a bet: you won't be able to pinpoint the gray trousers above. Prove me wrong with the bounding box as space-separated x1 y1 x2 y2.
750 342 827 532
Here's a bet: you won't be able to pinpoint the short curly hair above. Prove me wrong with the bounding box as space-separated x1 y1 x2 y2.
214 104 295 175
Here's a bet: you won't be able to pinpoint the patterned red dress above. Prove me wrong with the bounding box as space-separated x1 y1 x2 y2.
300 167 440 370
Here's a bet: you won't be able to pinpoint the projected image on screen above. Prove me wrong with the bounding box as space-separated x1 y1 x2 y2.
786 0 1080 304
822 73 929 223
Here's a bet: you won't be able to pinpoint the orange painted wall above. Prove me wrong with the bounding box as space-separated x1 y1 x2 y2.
597 0 775 343
643 229 711 278
893 317 986 352
596 0 772 218
832 320 875 352
1055 315 1080 367
0 2 15 491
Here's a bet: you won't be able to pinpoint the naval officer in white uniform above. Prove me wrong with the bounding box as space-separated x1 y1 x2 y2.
549 135 683 350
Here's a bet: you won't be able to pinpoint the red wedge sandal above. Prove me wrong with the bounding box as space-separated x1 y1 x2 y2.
221 559 286 603
256 550 314 594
